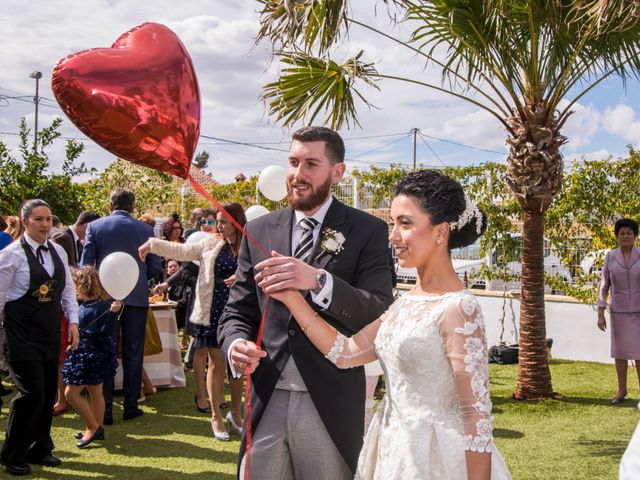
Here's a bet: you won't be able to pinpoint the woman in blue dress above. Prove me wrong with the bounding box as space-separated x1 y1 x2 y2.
62 266 119 449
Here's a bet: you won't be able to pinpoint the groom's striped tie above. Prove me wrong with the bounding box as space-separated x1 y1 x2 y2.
294 217 319 262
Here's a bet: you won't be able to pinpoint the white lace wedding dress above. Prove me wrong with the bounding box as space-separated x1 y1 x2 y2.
325 290 511 479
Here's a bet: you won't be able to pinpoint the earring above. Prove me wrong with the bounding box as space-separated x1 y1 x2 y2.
436 239 442 246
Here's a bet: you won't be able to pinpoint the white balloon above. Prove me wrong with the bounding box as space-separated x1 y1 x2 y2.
184 231 210 266
186 231 209 244
258 165 288 201
99 252 140 300
245 205 269 222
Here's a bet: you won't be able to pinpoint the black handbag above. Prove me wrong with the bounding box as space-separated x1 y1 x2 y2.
488 343 519 364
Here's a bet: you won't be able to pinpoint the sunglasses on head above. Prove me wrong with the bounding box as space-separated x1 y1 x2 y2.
199 219 216 226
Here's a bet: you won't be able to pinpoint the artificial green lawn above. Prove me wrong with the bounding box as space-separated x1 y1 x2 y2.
1 359 638 479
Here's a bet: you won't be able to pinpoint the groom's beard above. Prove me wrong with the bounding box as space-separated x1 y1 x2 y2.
287 176 332 212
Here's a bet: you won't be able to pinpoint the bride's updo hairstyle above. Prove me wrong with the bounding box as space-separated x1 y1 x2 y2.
393 170 487 250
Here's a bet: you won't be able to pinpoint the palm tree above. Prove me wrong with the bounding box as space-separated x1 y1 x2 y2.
256 0 640 400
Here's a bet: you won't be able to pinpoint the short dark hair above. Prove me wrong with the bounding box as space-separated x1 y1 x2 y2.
50 231 77 267
201 208 217 218
110 188 135 213
393 170 487 250
292 126 345 164
75 211 100 226
615 218 639 236
0 214 7 231
20 199 51 220
51 215 60 227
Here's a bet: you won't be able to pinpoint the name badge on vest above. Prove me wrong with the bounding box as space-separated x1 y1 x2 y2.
32 280 57 303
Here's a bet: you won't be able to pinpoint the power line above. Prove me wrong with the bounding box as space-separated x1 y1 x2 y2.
200 131 410 147
0 94 61 110
418 132 446 167
420 133 506 155
347 133 412 160
199 134 289 153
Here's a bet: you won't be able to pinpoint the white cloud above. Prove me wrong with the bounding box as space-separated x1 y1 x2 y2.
603 104 640 144
564 148 612 164
423 109 506 150
558 100 601 149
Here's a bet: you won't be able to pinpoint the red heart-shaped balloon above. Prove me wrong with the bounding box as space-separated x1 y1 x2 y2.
52 22 200 179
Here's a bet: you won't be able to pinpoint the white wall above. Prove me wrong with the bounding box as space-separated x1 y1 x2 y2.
474 292 613 364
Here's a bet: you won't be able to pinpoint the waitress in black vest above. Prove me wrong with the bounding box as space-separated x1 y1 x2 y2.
0 199 79 476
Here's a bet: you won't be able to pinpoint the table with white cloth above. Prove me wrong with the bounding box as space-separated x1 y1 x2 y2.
114 304 186 389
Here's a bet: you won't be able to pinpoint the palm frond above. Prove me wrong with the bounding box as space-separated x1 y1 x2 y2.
257 0 348 55
261 50 379 129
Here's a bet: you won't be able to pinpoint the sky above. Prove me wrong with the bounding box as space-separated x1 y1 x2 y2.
2 0 640 184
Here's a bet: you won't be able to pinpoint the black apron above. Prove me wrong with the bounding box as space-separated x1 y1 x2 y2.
3 236 65 361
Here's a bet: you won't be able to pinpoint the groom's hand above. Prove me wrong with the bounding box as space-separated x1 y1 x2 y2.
255 251 319 293
230 339 267 374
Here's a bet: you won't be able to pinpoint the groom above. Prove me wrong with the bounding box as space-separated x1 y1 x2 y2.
218 126 394 479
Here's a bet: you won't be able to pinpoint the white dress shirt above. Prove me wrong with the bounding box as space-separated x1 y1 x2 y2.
0 234 79 324
291 195 334 307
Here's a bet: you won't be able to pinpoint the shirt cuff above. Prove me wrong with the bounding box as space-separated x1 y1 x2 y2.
228 338 244 379
310 270 333 309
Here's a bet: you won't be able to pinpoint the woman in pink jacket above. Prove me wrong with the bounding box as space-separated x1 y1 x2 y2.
597 218 640 404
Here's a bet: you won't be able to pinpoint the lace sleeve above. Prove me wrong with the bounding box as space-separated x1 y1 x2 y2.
439 294 493 454
324 318 381 369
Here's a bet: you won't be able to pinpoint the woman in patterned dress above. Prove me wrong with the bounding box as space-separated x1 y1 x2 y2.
139 203 246 440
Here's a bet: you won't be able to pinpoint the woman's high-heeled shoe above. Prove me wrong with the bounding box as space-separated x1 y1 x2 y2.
76 426 105 448
211 418 230 441
52 405 69 416
226 411 243 435
144 386 158 396
195 395 211 413
612 390 627 404
74 429 105 440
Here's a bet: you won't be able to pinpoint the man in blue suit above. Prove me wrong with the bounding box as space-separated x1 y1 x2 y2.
81 188 162 423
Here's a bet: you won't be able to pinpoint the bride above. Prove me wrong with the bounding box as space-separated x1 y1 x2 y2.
260 170 511 479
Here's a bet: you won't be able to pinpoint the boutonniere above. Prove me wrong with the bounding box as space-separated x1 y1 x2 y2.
316 228 345 261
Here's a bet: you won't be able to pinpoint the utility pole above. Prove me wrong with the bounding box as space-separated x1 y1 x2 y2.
411 128 419 169
29 71 42 153
181 183 189 222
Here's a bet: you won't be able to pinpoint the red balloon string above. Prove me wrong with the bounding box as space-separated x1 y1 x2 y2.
187 173 270 480
187 173 269 257
244 296 269 480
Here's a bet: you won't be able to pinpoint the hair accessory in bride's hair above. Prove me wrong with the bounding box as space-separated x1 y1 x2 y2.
449 197 483 234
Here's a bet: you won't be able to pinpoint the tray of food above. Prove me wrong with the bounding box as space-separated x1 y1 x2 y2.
149 294 177 308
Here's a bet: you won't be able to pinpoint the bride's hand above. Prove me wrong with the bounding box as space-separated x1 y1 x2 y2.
263 286 299 305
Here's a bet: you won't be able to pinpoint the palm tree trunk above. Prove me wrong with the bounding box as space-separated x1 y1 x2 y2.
513 209 553 400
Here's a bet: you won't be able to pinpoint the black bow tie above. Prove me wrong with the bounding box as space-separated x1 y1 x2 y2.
36 245 49 265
